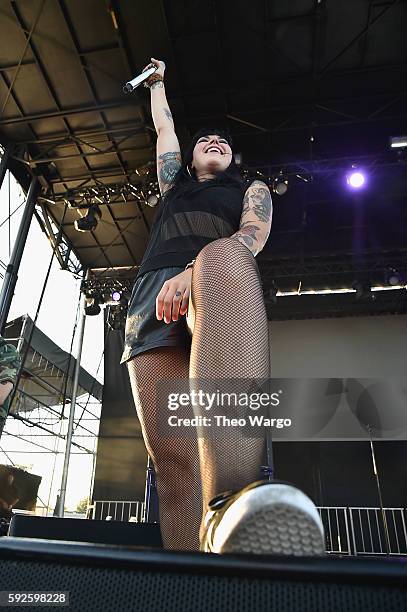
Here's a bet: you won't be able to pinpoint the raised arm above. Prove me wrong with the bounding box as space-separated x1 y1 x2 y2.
145 58 182 196
231 180 273 256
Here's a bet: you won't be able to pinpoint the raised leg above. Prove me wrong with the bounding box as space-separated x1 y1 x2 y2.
189 238 270 526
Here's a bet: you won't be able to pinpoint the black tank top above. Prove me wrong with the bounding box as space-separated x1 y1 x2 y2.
137 179 246 276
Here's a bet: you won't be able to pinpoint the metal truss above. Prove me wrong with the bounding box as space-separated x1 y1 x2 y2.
259 251 407 286
35 203 82 275
49 176 160 210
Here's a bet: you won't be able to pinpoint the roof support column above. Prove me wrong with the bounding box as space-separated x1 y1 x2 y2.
0 147 10 192
56 271 88 517
0 175 39 334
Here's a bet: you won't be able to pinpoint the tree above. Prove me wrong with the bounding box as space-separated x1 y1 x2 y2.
76 497 89 513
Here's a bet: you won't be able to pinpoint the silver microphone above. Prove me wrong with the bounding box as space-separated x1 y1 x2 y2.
123 65 157 93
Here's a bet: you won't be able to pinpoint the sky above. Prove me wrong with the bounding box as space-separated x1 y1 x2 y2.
0 168 105 512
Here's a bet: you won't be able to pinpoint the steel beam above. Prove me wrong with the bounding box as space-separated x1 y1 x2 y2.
57 275 87 516
0 176 39 334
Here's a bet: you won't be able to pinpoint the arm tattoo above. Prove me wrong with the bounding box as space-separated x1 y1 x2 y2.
232 223 261 253
163 108 173 123
158 151 182 191
231 181 272 255
244 180 272 223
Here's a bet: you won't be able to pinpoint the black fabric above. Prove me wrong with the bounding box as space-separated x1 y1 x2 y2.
93 322 147 502
138 181 245 276
121 267 192 364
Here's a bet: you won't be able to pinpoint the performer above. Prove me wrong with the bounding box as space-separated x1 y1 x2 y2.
121 59 324 554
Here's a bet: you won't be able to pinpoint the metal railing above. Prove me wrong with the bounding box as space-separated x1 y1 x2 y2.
317 507 352 555
349 507 407 556
90 500 145 522
89 502 407 556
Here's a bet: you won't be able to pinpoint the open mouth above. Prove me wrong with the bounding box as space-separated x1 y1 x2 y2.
205 146 223 155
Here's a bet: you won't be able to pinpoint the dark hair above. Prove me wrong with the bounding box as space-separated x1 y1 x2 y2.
163 127 245 201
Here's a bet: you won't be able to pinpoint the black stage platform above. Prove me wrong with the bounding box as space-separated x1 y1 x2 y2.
0 536 407 611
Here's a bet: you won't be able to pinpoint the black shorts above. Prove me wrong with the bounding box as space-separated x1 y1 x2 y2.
120 267 192 364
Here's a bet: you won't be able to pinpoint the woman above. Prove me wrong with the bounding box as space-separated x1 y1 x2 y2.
121 58 324 554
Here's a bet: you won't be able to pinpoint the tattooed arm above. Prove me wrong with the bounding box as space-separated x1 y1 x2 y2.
145 58 182 195
153 86 181 195
231 180 273 256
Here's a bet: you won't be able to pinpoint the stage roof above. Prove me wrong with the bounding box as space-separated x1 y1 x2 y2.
1 0 406 317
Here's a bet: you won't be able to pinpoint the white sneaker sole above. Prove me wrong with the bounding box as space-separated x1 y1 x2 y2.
211 484 326 556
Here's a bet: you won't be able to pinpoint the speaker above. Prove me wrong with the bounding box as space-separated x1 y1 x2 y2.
9 514 163 548
0 537 406 611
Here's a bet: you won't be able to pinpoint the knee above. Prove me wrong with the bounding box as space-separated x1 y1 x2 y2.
155 452 198 497
193 238 256 289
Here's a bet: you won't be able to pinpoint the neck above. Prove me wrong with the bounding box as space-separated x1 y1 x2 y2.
194 170 217 182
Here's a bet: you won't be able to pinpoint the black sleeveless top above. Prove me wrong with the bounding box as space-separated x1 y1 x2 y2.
137 179 246 277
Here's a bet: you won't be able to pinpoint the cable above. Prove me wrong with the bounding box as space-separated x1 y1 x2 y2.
0 200 26 229
74 326 108 431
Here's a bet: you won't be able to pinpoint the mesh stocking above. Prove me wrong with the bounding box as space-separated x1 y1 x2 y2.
189 237 270 529
127 347 202 551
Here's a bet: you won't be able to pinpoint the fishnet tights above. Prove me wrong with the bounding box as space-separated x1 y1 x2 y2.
127 348 202 551
127 238 270 551
189 238 270 532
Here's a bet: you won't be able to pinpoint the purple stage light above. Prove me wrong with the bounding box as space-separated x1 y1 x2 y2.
111 291 121 302
347 170 366 189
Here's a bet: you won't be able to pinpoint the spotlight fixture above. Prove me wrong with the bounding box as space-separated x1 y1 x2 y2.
111 290 122 302
146 193 159 207
272 172 288 196
385 267 402 286
74 205 102 232
346 167 366 190
85 298 101 316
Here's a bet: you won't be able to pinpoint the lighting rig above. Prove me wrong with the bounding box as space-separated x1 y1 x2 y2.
81 276 134 330
57 177 161 233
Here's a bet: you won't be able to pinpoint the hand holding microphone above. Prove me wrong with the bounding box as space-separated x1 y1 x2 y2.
123 57 166 93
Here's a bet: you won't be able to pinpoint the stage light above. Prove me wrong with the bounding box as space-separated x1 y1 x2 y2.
85 298 101 316
74 205 102 232
272 172 288 196
111 291 121 302
146 193 159 207
390 136 407 149
385 267 401 286
347 169 366 189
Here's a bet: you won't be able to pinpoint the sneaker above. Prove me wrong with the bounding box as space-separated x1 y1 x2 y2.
200 480 325 556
